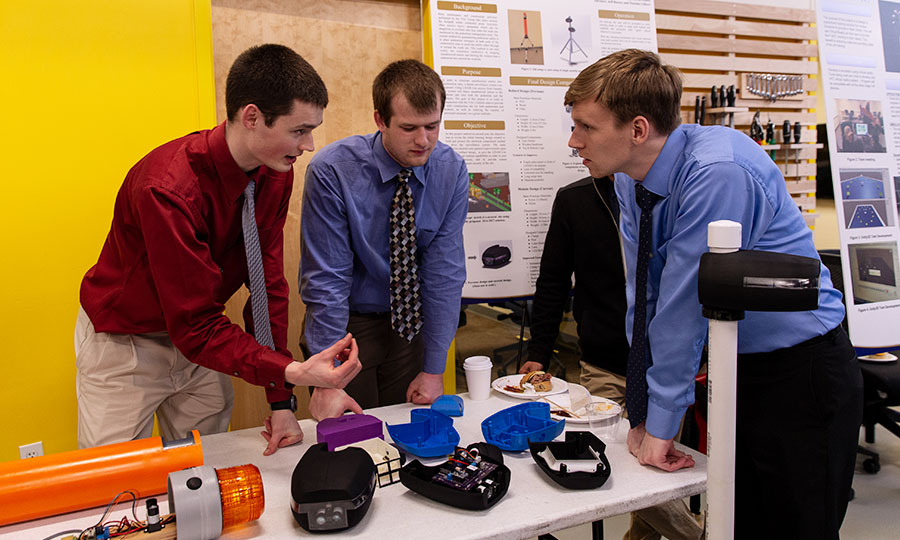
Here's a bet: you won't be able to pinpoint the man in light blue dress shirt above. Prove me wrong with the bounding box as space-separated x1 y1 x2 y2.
565 50 862 539
300 60 468 418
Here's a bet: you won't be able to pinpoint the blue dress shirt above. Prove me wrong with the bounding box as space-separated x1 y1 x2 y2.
615 124 846 440
300 132 468 373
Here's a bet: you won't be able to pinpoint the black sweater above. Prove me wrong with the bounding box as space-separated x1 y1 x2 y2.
527 176 629 375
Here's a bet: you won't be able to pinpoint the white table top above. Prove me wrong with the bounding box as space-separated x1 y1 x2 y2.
0 393 706 540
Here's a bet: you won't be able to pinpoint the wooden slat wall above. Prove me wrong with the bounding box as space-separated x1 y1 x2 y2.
655 0 820 221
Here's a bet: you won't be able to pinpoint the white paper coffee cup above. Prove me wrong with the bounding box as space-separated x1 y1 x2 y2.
464 358 493 401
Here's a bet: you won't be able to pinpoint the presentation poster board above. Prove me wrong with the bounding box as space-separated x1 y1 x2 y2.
817 0 900 348
424 0 658 299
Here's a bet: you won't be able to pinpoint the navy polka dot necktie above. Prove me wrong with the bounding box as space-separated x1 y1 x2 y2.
389 169 424 341
626 183 660 427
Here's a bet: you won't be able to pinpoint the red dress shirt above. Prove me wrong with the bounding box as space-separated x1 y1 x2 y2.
80 123 294 402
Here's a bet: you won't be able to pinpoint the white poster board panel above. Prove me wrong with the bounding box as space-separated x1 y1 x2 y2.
816 0 900 348
425 0 658 299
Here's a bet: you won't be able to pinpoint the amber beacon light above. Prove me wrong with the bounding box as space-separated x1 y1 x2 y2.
168 464 265 540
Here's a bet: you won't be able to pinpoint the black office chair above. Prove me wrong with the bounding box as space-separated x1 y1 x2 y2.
819 250 900 474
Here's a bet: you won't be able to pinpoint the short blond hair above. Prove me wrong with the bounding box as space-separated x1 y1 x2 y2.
565 49 682 135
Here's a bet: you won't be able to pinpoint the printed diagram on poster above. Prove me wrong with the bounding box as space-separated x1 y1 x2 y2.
425 0 658 299
817 0 900 347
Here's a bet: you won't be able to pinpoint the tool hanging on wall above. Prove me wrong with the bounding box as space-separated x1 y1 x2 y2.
793 121 802 143
750 111 764 143
710 86 718 108
743 73 804 101
765 119 776 160
782 120 792 144
699 96 707 125
695 96 701 123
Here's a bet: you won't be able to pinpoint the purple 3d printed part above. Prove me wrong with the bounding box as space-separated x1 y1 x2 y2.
316 414 384 451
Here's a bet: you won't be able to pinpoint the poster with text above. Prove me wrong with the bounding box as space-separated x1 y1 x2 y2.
817 0 900 348
424 0 658 299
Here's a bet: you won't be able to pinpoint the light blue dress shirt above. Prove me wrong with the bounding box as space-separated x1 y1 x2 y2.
615 124 846 440
300 132 468 373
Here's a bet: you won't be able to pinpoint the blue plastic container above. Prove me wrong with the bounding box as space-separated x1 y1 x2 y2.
431 395 464 417
386 409 460 458
481 402 565 452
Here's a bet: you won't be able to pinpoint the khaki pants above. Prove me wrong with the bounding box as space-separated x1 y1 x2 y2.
75 306 233 448
580 362 704 540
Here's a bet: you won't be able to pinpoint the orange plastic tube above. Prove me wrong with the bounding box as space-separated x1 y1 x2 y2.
0 430 203 526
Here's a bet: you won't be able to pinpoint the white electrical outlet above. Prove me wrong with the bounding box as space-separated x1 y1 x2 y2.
19 442 43 459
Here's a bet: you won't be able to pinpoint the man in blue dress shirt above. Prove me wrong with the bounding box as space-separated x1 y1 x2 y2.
300 60 468 418
565 49 862 539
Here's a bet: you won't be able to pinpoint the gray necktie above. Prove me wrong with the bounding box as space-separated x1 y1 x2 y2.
389 169 424 341
242 180 274 350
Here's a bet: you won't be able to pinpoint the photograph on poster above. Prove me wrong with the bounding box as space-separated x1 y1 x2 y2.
480 240 513 269
879 0 900 72
832 98 886 153
468 172 512 213
839 169 893 228
508 9 544 65
550 14 591 66
848 241 900 304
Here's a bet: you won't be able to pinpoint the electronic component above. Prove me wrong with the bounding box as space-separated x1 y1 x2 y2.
291 443 376 532
145 498 162 532
400 444 510 510
168 464 264 540
529 431 612 489
316 413 384 451
481 402 565 451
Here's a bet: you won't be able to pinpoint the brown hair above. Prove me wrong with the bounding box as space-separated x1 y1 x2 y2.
226 44 328 126
373 59 445 126
565 49 682 135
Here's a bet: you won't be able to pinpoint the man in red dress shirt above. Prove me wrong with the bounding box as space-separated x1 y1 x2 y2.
77 44 361 455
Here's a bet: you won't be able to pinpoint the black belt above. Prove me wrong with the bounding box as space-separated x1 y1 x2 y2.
794 325 842 348
349 311 389 318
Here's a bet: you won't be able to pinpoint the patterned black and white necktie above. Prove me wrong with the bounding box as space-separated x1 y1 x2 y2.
626 183 660 427
242 180 274 350
389 169 424 341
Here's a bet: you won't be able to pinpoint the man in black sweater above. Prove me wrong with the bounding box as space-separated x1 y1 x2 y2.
518 176 628 402
519 176 703 540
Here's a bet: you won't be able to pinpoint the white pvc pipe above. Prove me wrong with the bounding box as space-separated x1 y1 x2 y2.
705 220 741 540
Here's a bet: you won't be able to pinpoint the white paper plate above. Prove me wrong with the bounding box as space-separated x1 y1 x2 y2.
548 396 622 424
859 352 897 363
491 374 568 398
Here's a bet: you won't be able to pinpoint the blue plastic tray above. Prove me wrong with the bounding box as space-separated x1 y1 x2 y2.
386 409 460 458
481 402 565 452
431 395 464 417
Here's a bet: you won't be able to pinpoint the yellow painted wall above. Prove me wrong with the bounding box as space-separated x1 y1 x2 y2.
0 0 215 462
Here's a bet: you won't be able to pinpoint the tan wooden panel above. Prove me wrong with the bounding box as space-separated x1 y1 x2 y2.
777 161 817 178
213 0 421 31
661 52 818 74
656 14 817 40
786 180 817 194
655 0 815 23
792 193 817 211
658 34 817 57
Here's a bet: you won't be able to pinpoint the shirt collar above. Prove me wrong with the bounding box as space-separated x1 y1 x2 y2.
637 124 687 199
372 131 428 185
207 122 264 204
